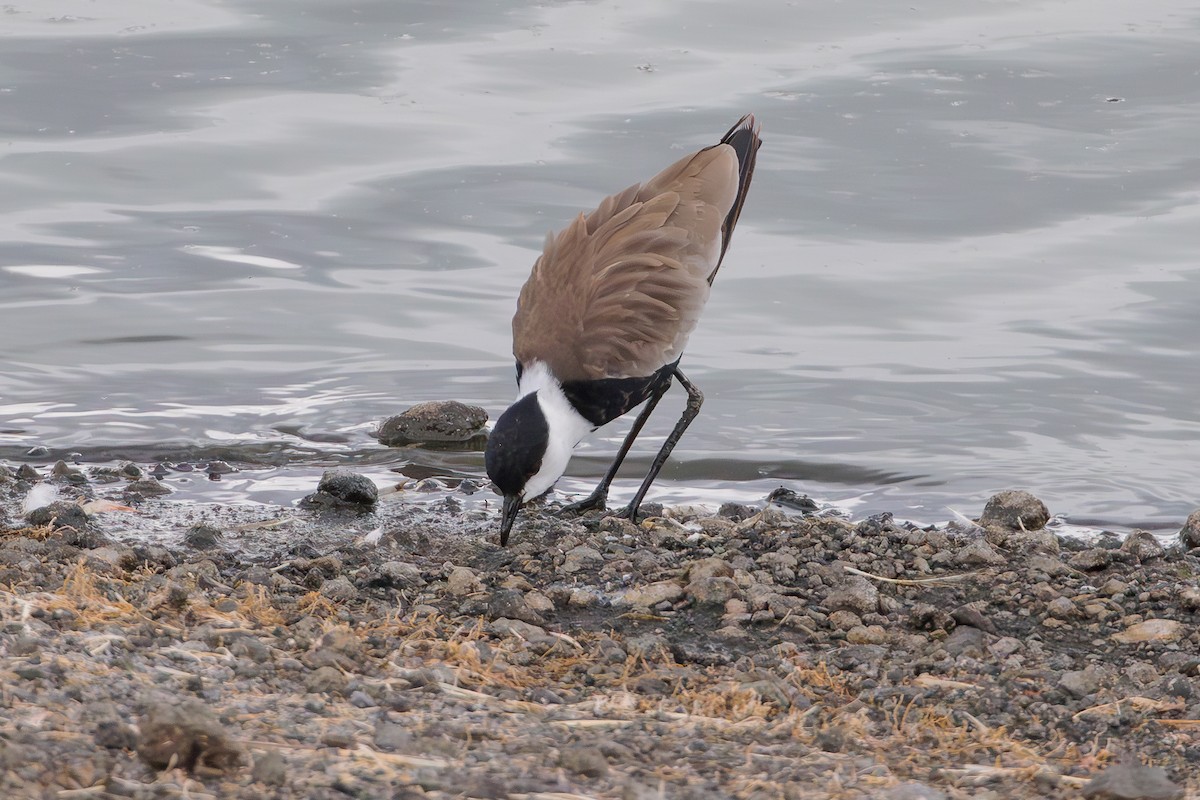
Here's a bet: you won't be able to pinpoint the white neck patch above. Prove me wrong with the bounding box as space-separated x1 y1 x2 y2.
518 361 594 500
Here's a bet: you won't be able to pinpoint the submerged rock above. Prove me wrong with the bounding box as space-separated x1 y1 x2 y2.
377 400 487 445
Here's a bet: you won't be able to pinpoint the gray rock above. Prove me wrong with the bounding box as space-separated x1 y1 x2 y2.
377 400 487 445
684 576 740 606
1180 509 1200 550
305 665 348 695
558 744 609 778
1081 762 1184 800
1121 530 1165 562
826 576 879 615
979 490 1050 531
685 557 735 581
953 538 1007 567
137 698 242 772
883 783 948 800
307 469 378 508
373 719 411 752
318 576 358 603
251 750 287 786
1069 548 1113 571
446 566 483 596
613 580 684 609
183 524 223 550
562 545 604 574
943 625 987 657
374 561 425 589
1060 665 1105 699
25 500 88 531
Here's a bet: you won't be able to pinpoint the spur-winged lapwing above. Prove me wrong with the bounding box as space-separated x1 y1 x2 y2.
485 114 762 545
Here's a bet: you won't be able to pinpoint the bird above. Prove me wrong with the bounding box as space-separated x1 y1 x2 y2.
484 114 762 546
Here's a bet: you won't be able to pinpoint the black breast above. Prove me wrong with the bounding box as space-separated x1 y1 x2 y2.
560 361 678 427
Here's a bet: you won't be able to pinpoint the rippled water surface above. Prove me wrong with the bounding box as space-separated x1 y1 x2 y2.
2 0 1198 531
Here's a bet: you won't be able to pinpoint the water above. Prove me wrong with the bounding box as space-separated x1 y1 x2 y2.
2 0 1198 533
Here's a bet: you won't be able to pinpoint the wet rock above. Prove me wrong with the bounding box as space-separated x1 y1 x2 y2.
183 524 224 550
979 490 1050 531
251 750 287 786
377 401 487 445
1081 762 1184 800
487 589 544 625
1120 530 1165 562
304 469 378 509
1112 619 1184 645
1180 510 1200 550
717 502 758 521
125 478 173 498
766 487 818 512
51 459 87 484
137 698 242 773
25 501 88 531
558 744 609 778
370 560 425 589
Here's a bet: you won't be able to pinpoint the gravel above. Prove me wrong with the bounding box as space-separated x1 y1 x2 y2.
0 473 1197 799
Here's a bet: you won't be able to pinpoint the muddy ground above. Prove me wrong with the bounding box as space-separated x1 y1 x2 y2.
1 462 1198 799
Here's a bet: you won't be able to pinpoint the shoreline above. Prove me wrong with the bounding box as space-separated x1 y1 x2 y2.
1 465 1199 798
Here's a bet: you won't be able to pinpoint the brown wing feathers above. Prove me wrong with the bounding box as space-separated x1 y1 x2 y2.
513 115 761 382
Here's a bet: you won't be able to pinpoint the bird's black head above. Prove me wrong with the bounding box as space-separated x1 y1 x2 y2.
485 392 549 545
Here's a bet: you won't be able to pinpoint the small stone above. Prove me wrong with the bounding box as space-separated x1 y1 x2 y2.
137 698 242 772
251 750 287 786
307 469 378 508
684 576 740 606
373 719 411 751
612 580 684 609
446 566 483 596
25 500 88 530
305 665 348 695
826 576 879 615
318 576 358 603
125 478 173 498
828 610 862 631
374 561 425 589
1179 510 1200 550
1047 596 1077 618
1112 619 1184 645
953 539 1007 567
943 625 986 657
183 524 223 550
1100 578 1129 597
562 545 604 574
883 783 948 800
1069 549 1112 571
1081 762 1184 800
685 557 735 581
1120 530 1165 562
979 490 1050 530
847 625 887 645
377 401 487 445
989 637 1023 658
559 744 609 778
1060 666 1104 699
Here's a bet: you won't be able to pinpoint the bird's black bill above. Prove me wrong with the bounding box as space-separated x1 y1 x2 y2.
499 493 523 546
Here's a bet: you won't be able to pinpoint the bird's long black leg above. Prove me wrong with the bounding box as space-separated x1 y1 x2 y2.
625 367 703 522
560 378 672 516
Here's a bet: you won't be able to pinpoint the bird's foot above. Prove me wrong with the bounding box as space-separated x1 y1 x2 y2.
559 491 608 516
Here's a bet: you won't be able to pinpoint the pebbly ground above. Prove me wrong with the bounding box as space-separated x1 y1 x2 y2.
1 462 1199 799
